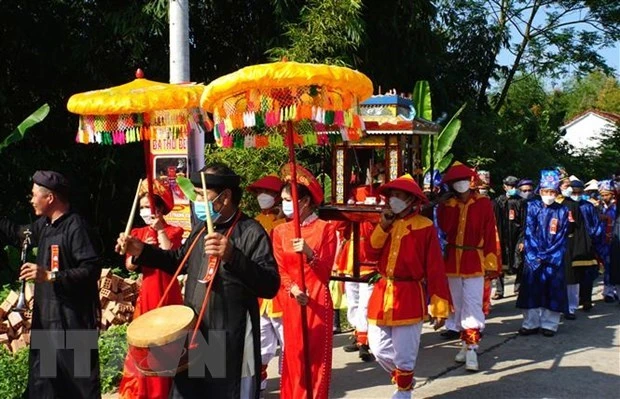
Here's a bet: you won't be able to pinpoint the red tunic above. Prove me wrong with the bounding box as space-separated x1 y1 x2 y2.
334 221 378 277
119 224 184 399
273 217 337 399
366 214 450 326
437 193 501 277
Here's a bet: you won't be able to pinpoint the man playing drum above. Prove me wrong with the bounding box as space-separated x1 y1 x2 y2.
117 163 281 399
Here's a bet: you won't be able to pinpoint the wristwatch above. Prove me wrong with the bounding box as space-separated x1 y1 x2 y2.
49 270 59 282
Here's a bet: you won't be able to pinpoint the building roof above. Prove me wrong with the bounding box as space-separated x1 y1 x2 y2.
560 109 620 131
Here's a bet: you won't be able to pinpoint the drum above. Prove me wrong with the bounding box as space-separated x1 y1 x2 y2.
127 304 197 376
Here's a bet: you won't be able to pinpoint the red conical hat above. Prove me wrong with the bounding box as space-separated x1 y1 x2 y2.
247 175 283 194
377 174 428 203
442 161 476 184
280 163 324 206
139 178 174 215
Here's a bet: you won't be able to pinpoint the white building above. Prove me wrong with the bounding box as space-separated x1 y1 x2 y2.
559 109 619 152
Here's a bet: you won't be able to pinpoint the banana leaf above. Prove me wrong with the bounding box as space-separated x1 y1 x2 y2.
0 104 50 153
436 153 454 172
412 81 432 121
176 176 197 202
423 103 467 173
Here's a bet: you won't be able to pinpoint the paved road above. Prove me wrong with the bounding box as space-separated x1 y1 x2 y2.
262 277 620 398
104 277 619 398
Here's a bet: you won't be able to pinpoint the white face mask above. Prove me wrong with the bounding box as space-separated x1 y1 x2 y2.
570 194 581 202
257 193 276 210
139 208 153 225
389 197 409 215
282 199 295 217
561 187 573 197
452 180 471 194
541 195 556 206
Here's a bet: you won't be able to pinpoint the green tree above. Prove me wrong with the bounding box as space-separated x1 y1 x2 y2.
268 0 364 65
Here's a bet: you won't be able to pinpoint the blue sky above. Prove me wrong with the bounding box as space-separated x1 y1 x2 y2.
492 2 619 87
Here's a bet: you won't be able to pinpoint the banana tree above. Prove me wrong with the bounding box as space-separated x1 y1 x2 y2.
413 81 465 173
0 104 50 153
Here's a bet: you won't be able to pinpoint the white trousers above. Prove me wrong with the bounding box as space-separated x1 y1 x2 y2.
368 323 423 373
345 281 374 333
522 308 561 331
447 276 485 332
259 314 284 365
567 284 579 314
240 312 255 398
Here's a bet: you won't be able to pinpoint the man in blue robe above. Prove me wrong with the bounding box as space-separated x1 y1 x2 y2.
516 169 569 337
598 180 618 302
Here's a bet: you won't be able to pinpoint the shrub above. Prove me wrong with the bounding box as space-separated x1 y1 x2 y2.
0 347 29 398
99 324 128 394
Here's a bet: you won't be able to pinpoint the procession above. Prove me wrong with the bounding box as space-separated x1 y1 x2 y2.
1 1 620 399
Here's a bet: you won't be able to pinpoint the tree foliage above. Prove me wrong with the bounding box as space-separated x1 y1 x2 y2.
268 0 364 66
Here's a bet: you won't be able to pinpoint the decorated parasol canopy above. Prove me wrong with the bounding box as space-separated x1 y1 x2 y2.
200 61 372 148
201 60 372 398
67 69 209 220
67 69 208 146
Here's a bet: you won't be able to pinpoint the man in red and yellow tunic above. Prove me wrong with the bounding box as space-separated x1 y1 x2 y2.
437 162 501 372
247 175 286 391
336 183 380 362
366 174 450 398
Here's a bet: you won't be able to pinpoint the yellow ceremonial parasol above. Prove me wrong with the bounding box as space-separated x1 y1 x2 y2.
201 61 372 398
67 69 209 226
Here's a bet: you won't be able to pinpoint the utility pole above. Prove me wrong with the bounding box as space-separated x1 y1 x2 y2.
169 0 204 173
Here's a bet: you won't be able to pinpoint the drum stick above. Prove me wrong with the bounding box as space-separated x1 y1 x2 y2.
201 172 214 234
121 179 142 255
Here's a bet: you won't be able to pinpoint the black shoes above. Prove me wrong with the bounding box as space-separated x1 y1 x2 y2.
604 295 616 303
541 328 555 337
564 313 576 320
440 330 461 340
343 342 359 352
518 327 539 336
582 302 593 311
359 344 375 362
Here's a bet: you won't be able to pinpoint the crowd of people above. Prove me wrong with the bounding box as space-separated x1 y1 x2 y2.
0 160 618 399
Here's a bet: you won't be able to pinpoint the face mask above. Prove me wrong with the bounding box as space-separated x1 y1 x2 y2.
282 199 295 218
519 191 533 200
479 189 489 196
452 180 471 194
257 193 275 210
570 195 581 202
561 187 573 198
389 197 409 215
193 192 223 223
139 208 153 225
582 195 589 201
541 195 556 206
507 188 518 197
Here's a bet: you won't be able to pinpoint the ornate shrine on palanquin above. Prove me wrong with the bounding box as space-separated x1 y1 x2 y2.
319 94 441 282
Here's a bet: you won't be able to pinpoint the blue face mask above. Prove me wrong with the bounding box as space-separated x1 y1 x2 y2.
193 193 223 223
507 188 518 197
561 187 573 198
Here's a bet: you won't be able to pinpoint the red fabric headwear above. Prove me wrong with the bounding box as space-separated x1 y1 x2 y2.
246 175 283 194
442 161 476 184
280 163 324 206
377 174 428 204
139 178 174 215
